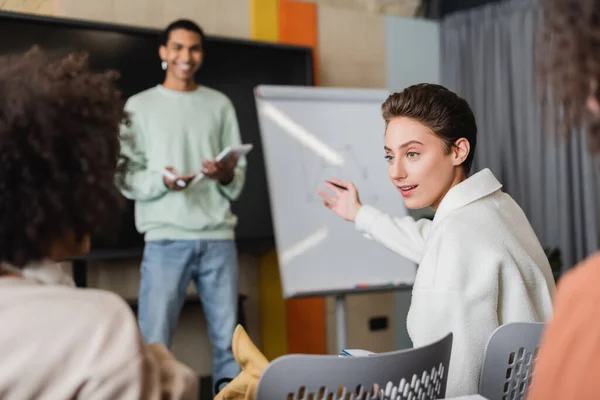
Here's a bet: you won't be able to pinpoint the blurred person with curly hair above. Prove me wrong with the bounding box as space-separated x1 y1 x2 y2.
528 0 600 398
0 47 198 400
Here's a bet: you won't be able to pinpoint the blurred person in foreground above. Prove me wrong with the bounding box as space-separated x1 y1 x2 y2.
527 0 600 398
0 47 197 400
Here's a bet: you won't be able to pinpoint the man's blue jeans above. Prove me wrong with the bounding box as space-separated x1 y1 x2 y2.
137 239 241 392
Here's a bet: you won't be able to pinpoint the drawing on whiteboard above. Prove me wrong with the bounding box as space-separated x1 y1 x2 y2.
301 144 380 204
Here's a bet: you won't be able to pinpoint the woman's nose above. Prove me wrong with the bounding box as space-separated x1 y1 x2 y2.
389 159 406 180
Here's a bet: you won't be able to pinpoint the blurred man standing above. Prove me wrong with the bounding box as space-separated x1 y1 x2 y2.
119 19 245 393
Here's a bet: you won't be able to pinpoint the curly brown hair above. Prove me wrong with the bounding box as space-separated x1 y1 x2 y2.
537 0 600 150
381 83 478 174
0 47 129 267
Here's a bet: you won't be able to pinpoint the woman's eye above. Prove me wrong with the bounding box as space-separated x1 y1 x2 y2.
406 152 419 160
384 154 393 163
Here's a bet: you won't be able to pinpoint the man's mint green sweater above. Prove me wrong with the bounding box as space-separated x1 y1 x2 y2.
119 85 246 241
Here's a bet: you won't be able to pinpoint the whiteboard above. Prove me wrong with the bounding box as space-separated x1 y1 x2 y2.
254 85 417 298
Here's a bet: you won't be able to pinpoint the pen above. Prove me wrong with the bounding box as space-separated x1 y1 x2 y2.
326 180 348 191
163 170 187 188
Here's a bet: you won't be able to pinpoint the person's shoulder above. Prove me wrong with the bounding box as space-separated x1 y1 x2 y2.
438 201 495 238
72 286 132 310
50 286 135 324
48 287 142 357
435 198 511 259
125 86 162 110
447 189 521 229
1 282 140 351
199 86 234 107
8 283 134 328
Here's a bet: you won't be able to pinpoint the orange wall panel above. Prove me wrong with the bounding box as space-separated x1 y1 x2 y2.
279 0 318 85
278 0 325 354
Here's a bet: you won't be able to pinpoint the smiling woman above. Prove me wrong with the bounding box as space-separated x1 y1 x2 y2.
317 83 557 397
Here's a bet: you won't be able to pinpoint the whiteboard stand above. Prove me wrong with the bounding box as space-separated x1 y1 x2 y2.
335 293 347 353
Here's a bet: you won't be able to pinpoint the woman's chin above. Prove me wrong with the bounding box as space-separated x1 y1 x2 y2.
402 198 428 210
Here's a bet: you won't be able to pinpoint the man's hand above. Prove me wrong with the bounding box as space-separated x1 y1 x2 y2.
202 153 238 185
163 167 196 191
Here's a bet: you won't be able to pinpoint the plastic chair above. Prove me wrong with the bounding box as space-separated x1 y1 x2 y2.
479 322 545 400
255 332 453 400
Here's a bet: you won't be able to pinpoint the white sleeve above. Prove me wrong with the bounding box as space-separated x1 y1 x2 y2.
354 204 432 264
118 103 168 202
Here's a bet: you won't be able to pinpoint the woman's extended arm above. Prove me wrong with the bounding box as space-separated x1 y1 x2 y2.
318 179 431 263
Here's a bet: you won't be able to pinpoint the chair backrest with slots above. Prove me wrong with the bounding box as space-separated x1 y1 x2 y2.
255 332 453 400
479 322 545 400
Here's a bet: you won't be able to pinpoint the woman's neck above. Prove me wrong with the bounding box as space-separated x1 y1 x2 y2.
430 169 468 211
451 169 468 187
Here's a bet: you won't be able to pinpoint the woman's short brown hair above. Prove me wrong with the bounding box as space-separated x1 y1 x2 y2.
0 47 129 267
381 83 478 174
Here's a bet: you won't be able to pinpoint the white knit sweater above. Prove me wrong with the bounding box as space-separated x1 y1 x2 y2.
355 168 556 397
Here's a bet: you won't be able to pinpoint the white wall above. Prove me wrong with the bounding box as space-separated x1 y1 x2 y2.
385 15 440 92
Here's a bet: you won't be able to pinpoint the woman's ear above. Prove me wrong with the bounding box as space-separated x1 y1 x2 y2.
452 138 470 166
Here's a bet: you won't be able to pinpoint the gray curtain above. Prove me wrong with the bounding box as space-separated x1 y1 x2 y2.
440 0 600 271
